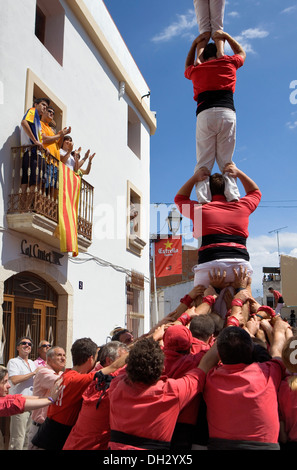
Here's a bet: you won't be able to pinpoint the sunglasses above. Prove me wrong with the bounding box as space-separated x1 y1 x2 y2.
19 341 32 347
41 344 51 348
47 109 55 116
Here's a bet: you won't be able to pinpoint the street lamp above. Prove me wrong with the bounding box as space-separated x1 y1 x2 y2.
166 207 182 235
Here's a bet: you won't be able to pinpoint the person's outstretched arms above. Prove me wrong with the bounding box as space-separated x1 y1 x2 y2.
212 30 246 62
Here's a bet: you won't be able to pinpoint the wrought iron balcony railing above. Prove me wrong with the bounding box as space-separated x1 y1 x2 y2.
7 145 94 241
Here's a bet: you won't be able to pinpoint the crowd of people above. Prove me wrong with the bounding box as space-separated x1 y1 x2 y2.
1 268 297 451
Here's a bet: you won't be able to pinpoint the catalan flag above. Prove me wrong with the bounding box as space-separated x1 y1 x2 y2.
58 162 81 257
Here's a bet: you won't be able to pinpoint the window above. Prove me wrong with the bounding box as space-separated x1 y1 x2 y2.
127 181 146 256
128 106 141 158
126 271 144 338
266 296 274 308
35 0 65 65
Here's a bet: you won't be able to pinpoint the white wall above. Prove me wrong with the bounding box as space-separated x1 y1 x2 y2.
0 0 153 346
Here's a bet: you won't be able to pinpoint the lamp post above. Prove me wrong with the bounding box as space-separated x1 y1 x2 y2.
166 207 183 236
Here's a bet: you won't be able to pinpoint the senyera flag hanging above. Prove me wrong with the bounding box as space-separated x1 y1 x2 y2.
154 237 182 277
58 162 81 257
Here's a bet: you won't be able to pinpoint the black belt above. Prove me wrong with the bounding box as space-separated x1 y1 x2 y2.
110 430 170 450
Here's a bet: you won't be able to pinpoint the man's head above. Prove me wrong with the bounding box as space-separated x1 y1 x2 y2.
268 287 274 293
217 326 253 364
202 42 217 61
41 106 55 124
16 336 33 359
209 173 225 196
163 325 193 354
37 340 52 361
62 135 73 151
46 346 66 373
126 337 164 385
0 366 11 397
97 341 129 367
111 328 134 345
189 314 215 343
34 97 50 117
71 337 98 369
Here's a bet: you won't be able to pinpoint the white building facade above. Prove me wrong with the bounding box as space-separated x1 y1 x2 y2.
0 0 156 365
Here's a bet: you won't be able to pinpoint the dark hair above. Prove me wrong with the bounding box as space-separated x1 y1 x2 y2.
209 173 225 196
111 328 129 342
98 341 128 367
202 42 217 61
217 327 253 364
71 337 97 366
34 97 50 106
16 336 33 347
189 314 215 342
63 135 72 143
268 287 273 291
126 337 164 385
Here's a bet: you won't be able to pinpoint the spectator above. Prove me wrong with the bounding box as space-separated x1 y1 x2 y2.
31 337 126 450
269 287 285 315
108 336 218 450
41 106 71 199
184 32 246 204
63 341 128 450
203 317 290 449
20 98 49 204
28 346 66 449
60 137 95 176
34 340 52 368
6 337 43 450
0 366 61 417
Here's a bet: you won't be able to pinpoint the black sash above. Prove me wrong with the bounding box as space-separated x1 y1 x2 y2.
208 437 280 450
198 233 249 264
110 430 170 450
196 90 235 116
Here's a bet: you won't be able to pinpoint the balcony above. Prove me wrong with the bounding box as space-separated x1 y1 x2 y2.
7 145 94 252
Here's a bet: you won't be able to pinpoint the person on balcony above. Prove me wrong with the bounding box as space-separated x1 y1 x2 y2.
60 135 95 176
20 98 50 204
40 106 71 200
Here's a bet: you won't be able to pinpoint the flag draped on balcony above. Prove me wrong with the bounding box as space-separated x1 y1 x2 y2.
58 162 81 257
154 237 182 277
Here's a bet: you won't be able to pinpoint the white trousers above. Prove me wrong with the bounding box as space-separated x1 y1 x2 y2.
9 411 32 450
193 258 253 319
195 107 240 203
193 0 225 36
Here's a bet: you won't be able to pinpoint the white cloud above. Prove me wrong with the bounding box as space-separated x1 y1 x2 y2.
228 11 240 18
241 28 269 39
281 6 297 14
286 120 297 130
151 10 196 43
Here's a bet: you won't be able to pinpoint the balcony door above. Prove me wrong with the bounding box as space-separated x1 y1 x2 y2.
1 272 58 364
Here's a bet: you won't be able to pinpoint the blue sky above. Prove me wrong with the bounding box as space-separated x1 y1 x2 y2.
103 0 297 296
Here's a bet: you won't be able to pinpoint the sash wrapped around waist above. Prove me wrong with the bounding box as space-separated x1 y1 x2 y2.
110 430 170 450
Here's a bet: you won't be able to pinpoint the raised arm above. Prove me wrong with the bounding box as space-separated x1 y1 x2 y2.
213 31 246 62
175 167 210 198
223 163 259 194
185 33 211 70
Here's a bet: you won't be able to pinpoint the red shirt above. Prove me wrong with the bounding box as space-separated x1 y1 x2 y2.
278 377 297 442
63 369 122 450
108 368 206 449
174 190 261 241
185 54 244 101
191 337 211 355
204 360 285 443
47 368 95 426
0 394 26 417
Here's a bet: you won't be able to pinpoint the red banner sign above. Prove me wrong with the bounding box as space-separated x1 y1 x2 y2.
154 237 182 277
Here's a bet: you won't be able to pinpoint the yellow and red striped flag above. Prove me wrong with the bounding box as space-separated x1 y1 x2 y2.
58 162 81 257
